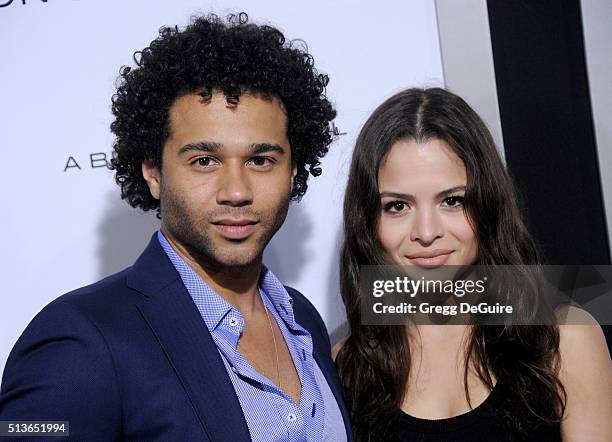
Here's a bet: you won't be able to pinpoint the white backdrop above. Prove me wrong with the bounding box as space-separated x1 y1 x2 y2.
0 0 444 374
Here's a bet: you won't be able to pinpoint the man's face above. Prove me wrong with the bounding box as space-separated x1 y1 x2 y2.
142 91 295 268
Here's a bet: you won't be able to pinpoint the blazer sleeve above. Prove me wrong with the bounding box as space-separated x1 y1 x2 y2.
0 300 121 441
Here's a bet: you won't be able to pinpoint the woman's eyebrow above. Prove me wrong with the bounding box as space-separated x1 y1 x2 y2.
379 191 414 199
436 185 466 198
379 186 466 199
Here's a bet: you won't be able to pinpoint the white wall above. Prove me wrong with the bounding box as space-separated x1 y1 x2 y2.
581 0 612 260
435 0 504 157
0 0 443 373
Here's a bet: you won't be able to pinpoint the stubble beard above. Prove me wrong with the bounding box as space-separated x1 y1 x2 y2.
159 181 291 271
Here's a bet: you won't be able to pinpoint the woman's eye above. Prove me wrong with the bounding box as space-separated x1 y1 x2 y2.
384 201 408 213
443 196 464 207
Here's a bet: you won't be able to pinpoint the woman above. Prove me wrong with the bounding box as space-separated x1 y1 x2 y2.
334 88 612 441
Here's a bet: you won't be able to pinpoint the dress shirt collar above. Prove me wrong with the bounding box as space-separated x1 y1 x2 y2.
157 230 298 332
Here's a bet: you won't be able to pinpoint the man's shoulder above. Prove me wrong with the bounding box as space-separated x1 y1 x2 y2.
56 267 134 307
0 273 133 435
41 266 144 329
5 267 147 375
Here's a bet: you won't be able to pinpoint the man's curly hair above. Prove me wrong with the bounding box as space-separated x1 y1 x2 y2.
110 12 336 212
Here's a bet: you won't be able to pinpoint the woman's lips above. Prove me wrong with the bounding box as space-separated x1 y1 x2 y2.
406 251 453 268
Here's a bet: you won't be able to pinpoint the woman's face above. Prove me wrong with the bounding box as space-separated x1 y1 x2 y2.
377 138 478 268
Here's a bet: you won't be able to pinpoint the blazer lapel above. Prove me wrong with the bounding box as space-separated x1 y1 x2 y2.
128 236 251 442
312 351 352 441
291 293 353 442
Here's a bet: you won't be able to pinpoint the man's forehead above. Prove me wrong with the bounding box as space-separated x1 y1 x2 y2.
167 92 286 130
162 91 290 159
170 90 285 115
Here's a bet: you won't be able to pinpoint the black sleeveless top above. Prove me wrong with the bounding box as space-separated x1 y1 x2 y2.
383 383 561 442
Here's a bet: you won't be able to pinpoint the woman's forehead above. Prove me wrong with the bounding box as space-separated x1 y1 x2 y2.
378 139 467 191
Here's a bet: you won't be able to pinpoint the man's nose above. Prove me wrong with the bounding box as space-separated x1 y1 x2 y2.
216 164 253 207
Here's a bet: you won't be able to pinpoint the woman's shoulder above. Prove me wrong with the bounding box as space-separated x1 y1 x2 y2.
555 305 609 359
554 305 612 439
555 305 610 390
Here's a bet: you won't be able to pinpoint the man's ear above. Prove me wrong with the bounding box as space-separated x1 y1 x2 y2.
291 165 298 181
142 159 161 200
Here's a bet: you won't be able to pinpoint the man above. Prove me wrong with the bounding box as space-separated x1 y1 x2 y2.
0 13 350 441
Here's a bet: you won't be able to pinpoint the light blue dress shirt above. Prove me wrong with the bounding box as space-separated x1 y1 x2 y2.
158 231 346 442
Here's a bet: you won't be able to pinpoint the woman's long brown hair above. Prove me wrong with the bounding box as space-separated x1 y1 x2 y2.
335 88 566 440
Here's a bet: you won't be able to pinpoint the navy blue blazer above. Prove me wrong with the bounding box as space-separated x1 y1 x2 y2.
0 235 352 441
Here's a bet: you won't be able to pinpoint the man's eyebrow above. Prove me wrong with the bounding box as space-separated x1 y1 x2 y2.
250 143 287 155
177 142 222 155
379 186 466 199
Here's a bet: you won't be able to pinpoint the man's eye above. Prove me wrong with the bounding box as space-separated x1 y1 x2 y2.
384 201 408 213
443 196 464 207
194 157 215 167
248 156 274 167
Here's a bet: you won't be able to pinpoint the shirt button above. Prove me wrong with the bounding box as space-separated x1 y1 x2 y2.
287 413 297 422
229 317 239 327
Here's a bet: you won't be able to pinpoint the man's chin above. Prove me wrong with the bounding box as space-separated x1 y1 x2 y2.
213 254 260 269
180 230 270 269
209 243 263 268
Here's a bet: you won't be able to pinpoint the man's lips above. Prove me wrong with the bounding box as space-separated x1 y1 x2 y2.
406 250 453 268
212 219 258 240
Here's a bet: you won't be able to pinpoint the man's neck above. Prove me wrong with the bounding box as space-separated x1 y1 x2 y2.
161 229 264 317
